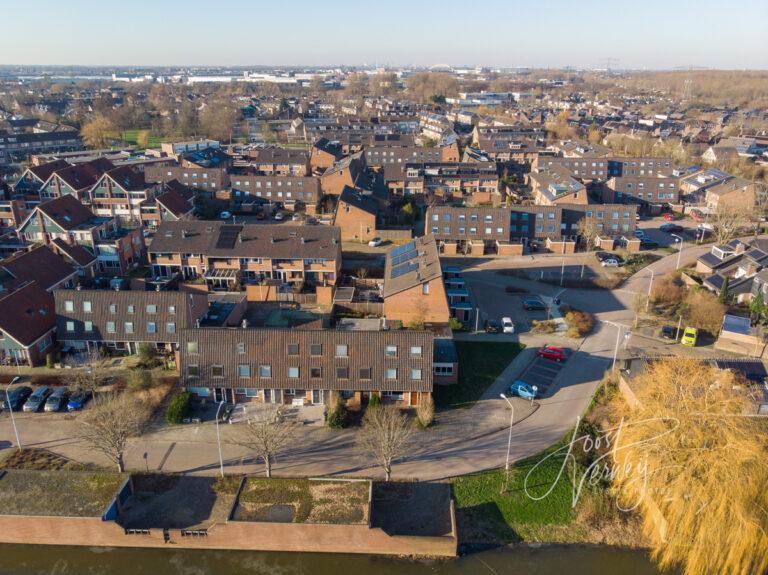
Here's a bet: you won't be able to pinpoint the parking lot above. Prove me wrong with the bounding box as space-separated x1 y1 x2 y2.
515 354 568 398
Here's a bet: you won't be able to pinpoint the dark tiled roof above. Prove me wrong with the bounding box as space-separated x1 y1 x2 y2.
0 245 77 291
383 235 443 298
54 290 209 344
155 189 194 218
179 327 434 392
28 159 70 183
51 238 97 268
337 186 378 217
0 282 55 346
104 165 147 191
148 221 341 260
37 195 96 231
53 158 114 191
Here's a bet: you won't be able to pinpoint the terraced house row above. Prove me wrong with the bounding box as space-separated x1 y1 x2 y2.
147 220 341 290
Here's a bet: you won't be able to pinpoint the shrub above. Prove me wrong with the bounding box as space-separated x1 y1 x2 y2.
368 392 381 408
326 404 348 429
165 391 191 424
563 308 594 337
683 289 726 335
45 352 54 369
448 317 464 331
128 369 152 391
416 395 435 428
650 276 685 306
531 319 557 333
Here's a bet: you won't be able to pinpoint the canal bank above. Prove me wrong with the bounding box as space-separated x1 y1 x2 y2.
0 543 667 574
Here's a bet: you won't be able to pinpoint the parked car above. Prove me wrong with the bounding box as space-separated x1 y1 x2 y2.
67 391 92 412
485 319 501 333
594 251 612 262
662 212 677 222
537 346 566 362
44 387 70 412
601 258 620 267
23 386 52 412
2 386 32 412
368 237 383 247
507 380 536 399
219 211 232 220
660 223 684 234
633 230 646 239
689 209 705 222
291 213 301 222
501 317 515 334
661 325 678 339
274 212 285 221
640 238 660 249
681 327 698 346
522 298 547 311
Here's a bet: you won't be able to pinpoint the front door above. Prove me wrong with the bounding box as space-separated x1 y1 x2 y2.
214 388 226 402
312 389 322 404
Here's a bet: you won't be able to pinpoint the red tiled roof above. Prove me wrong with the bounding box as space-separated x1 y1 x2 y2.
0 282 55 346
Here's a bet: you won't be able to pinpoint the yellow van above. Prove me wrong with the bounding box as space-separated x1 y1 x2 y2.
681 327 698 347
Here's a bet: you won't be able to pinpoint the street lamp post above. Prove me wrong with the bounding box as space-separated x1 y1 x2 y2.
215 399 226 478
646 269 654 312
5 376 22 452
500 393 515 494
499 394 515 471
671 234 683 269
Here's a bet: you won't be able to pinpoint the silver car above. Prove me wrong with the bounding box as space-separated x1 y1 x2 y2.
23 386 52 412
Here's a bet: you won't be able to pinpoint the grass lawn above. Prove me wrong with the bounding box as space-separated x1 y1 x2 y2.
452 443 579 544
115 129 164 149
433 341 524 409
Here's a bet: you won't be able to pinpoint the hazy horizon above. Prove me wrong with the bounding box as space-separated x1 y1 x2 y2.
2 0 767 70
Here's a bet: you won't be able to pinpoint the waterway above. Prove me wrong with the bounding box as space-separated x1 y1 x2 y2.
0 544 668 574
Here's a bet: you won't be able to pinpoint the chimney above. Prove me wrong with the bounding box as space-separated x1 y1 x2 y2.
300 237 305 244
241 318 248 328
195 318 201 328
270 237 275 244
181 229 187 238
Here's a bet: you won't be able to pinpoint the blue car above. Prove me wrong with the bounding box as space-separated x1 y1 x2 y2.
507 380 536 399
67 391 92 412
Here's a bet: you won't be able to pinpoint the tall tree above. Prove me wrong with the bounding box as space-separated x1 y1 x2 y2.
236 406 297 477
77 393 149 472
613 358 768 575
80 114 115 149
358 404 413 481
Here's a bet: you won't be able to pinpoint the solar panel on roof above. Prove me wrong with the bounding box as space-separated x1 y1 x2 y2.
391 249 418 266
389 241 416 259
215 225 243 249
391 261 418 278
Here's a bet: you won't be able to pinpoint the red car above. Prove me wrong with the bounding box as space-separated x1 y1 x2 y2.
662 213 676 222
536 346 566 362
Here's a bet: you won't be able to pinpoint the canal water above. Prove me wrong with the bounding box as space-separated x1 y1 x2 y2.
0 544 667 574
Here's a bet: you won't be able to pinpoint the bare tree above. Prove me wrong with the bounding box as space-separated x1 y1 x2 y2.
358 405 414 481
236 407 298 477
65 349 109 395
576 217 600 249
77 393 150 472
709 204 752 245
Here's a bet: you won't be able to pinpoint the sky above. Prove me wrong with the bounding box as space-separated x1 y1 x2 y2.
2 0 767 69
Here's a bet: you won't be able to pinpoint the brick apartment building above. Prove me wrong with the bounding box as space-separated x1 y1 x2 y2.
54 289 209 355
179 326 434 407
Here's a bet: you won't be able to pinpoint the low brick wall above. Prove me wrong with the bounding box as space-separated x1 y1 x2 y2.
0 510 457 557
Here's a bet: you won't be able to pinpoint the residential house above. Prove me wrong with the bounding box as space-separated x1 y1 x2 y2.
17 195 146 275
86 165 156 225
382 235 450 326
144 163 229 197
229 174 321 213
704 177 756 213
333 187 379 242
178 326 434 407
54 289 209 355
529 167 588 205
605 175 680 208
0 245 79 293
0 282 55 366
310 138 344 171
139 181 196 229
533 155 673 181
148 221 341 290
697 239 768 303
243 148 311 176
320 151 369 195
37 158 114 202
12 159 70 202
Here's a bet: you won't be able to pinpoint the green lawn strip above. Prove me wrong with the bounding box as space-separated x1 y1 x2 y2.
433 341 524 409
452 442 588 544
